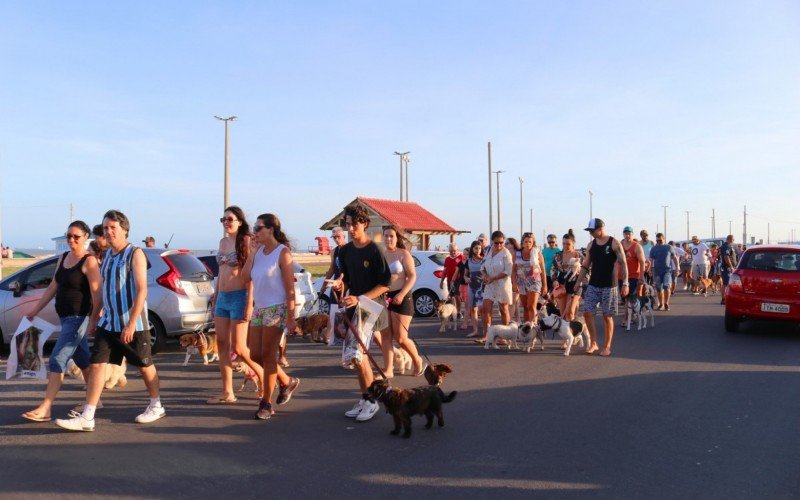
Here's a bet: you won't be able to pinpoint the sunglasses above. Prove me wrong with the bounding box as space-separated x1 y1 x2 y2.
253 225 266 232
220 217 238 223
547 240 556 244
65 233 84 240
493 240 505 246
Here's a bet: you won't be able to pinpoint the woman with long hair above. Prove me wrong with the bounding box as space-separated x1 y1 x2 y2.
243 213 300 420
380 226 425 377
512 232 548 323
21 221 102 422
505 237 522 322
464 240 485 338
208 206 263 404
551 229 583 322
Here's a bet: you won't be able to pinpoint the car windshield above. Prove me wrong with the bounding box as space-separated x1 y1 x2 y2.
740 250 800 272
428 253 448 266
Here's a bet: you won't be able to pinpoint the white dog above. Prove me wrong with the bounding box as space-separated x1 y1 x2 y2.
65 359 128 389
393 347 413 374
436 301 458 333
538 314 590 356
625 286 656 331
515 322 543 353
484 322 520 350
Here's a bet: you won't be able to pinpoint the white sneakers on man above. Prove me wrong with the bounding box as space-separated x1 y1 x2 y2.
135 403 166 424
344 399 379 421
55 414 95 432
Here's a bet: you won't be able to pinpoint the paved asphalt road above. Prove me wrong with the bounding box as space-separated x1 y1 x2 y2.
1 290 798 499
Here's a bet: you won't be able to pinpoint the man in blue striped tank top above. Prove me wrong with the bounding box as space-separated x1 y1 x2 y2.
56 210 166 431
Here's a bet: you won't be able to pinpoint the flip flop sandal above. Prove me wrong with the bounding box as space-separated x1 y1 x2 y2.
413 363 428 377
473 339 487 344
584 349 598 355
207 396 238 404
599 350 612 357
22 412 51 423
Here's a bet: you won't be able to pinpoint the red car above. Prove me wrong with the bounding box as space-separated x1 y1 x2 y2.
724 245 800 332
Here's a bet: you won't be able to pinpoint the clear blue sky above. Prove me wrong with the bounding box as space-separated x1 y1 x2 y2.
1 1 798 252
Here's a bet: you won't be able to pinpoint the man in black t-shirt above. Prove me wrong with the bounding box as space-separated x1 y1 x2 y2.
719 235 737 305
331 205 391 422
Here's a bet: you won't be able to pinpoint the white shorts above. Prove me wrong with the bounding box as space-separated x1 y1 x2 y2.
691 262 709 279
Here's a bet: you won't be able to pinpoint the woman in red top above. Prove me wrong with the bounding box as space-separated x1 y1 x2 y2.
440 243 463 315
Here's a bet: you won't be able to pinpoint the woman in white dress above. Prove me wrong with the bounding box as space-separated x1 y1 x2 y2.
478 231 513 342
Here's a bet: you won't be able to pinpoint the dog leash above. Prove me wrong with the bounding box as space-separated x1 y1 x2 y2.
338 303 389 381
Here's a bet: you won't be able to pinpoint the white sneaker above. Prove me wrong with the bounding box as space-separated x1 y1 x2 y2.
344 399 365 418
55 414 95 432
356 400 379 422
135 403 166 424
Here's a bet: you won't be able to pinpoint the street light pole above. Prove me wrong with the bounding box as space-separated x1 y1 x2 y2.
214 115 237 211
661 205 668 240
494 170 506 231
685 211 691 241
589 190 593 220
394 151 409 200
488 142 493 235
518 177 524 238
529 208 533 234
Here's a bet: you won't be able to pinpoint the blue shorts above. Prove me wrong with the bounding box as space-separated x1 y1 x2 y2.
653 270 672 291
214 289 248 320
582 285 617 317
49 316 91 373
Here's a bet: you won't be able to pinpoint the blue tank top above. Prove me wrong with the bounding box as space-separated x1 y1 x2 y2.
98 244 148 332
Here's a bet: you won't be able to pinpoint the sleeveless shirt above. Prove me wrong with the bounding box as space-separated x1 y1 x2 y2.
252 244 287 308
54 252 91 317
98 245 148 332
588 237 617 288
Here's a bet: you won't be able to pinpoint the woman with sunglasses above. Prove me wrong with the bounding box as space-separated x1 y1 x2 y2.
513 232 548 323
243 214 300 420
463 240 485 338
207 206 264 405
477 231 513 342
21 221 102 422
551 229 583 322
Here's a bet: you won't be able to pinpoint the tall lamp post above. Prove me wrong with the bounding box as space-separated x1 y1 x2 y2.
661 205 668 240
487 142 493 235
494 170 506 231
214 115 237 211
518 177 524 238
394 151 409 200
685 211 691 241
589 190 593 220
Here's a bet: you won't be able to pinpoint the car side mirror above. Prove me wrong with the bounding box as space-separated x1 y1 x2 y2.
9 281 24 297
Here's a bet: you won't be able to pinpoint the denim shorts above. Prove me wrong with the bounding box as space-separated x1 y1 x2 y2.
214 289 248 320
653 270 673 291
582 285 617 317
49 316 91 373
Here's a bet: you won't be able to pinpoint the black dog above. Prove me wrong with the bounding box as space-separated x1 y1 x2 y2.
367 380 457 438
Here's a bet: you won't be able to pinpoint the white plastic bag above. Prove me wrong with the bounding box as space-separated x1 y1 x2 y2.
6 317 57 380
341 296 386 368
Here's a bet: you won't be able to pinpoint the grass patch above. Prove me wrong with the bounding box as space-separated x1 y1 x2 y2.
300 264 329 278
1 266 24 277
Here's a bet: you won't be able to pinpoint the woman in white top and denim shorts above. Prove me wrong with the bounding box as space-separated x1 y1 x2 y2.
243 214 300 421
479 231 514 342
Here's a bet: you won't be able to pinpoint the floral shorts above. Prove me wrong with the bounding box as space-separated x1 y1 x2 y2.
251 303 288 329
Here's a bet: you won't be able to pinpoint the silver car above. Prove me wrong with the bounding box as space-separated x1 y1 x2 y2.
0 249 214 355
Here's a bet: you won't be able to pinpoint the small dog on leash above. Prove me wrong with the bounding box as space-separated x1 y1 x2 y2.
294 313 329 343
179 332 219 366
625 294 656 331
516 321 543 353
367 379 457 439
424 363 453 386
695 278 717 296
66 359 128 389
484 322 520 350
538 314 590 356
435 300 458 333
393 347 413 374
230 354 261 394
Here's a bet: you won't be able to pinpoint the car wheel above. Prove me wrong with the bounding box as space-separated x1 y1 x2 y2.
317 293 331 315
724 313 740 333
148 313 167 355
413 290 438 317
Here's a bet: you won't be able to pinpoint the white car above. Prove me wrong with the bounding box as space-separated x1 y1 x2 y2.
312 250 449 317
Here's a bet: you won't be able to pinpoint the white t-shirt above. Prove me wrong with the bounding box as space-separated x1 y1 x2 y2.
690 242 710 264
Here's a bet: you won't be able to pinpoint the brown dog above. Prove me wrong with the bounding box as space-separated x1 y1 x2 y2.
294 313 329 343
368 379 457 438
695 278 714 296
231 357 261 394
179 332 219 366
424 363 453 386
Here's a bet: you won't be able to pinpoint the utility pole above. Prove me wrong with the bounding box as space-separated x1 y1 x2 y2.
494 170 506 231
729 220 732 235
661 205 668 240
685 211 691 241
712 209 716 239
487 142 493 235
743 205 747 246
393 151 409 201
529 208 533 234
69 203 75 223
518 177 524 238
589 190 593 220
214 115 237 211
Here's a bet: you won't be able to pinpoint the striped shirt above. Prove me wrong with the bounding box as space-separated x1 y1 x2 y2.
98 244 148 332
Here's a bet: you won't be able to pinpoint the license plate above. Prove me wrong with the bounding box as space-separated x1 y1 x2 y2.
761 302 790 314
195 282 212 295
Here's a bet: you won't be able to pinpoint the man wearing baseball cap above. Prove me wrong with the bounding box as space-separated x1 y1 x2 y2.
142 236 156 248
574 218 628 357
620 226 646 299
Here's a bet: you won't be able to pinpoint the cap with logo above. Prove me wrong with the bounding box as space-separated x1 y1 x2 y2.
584 218 605 232
623 226 633 233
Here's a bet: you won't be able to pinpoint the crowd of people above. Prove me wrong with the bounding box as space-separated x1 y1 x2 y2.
18 206 740 429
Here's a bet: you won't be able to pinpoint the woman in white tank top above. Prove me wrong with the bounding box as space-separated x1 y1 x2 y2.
242 214 301 421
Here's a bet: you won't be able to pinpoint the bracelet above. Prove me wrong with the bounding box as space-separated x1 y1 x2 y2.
622 281 629 287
